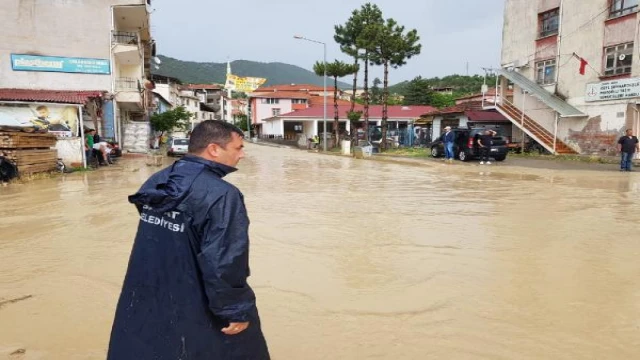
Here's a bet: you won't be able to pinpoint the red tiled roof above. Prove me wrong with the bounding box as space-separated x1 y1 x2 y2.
308 96 351 106
425 101 484 116
184 84 223 90
0 88 105 104
250 91 311 99
465 110 509 122
279 105 437 119
254 84 338 92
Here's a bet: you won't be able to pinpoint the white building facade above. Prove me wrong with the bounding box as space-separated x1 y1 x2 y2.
498 0 640 156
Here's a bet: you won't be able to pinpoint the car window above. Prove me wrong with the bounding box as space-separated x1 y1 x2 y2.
174 139 189 145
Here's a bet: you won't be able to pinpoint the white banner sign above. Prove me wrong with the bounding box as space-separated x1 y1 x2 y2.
585 77 640 102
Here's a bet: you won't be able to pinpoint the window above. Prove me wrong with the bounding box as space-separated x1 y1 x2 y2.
536 59 556 85
272 108 281 116
604 43 633 76
262 98 279 104
291 99 307 104
539 8 559 37
610 0 639 17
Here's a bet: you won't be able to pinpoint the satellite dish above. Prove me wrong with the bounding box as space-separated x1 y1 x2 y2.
619 54 626 61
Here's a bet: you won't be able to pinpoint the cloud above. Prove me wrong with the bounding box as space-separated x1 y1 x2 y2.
152 0 504 82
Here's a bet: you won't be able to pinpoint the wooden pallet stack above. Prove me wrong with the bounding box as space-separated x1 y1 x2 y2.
0 132 58 175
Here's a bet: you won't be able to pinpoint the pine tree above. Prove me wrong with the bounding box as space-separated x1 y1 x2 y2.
361 18 421 150
334 3 383 141
314 60 359 145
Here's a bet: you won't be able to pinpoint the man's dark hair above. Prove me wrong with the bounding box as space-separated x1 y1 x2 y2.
36 105 48 111
188 120 244 153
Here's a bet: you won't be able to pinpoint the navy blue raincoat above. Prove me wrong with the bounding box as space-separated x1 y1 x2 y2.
107 155 270 360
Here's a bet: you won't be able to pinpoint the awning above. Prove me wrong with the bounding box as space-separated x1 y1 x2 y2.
497 69 587 118
465 110 509 122
0 88 105 105
414 116 433 125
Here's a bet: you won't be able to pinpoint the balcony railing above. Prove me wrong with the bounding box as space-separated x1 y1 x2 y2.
112 31 139 46
115 77 140 91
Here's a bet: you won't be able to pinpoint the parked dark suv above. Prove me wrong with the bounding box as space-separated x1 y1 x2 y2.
430 126 509 162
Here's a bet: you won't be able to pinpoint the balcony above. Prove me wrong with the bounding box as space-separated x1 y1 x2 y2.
112 31 142 64
113 5 150 41
115 77 142 105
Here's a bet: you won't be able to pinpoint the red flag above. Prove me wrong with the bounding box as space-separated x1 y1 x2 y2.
579 57 588 75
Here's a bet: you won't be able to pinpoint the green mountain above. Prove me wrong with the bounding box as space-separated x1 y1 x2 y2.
388 74 495 97
153 55 351 88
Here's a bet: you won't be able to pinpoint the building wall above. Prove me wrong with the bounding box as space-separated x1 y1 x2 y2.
55 138 83 165
154 84 178 106
117 64 142 79
263 119 284 135
255 98 293 124
0 0 145 91
431 115 470 140
502 0 640 154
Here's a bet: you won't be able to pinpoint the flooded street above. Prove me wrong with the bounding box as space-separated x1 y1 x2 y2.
1 144 640 359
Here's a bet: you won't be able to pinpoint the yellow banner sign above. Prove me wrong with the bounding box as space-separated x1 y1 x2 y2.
225 74 267 93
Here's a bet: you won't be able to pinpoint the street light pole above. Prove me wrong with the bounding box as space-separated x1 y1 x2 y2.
294 35 327 151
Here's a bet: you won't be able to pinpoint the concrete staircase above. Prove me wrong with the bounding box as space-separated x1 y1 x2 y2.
496 101 578 155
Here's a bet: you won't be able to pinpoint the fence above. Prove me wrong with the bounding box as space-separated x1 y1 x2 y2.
115 78 139 91
112 31 139 46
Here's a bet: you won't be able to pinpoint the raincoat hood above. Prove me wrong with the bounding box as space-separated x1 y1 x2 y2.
128 154 237 213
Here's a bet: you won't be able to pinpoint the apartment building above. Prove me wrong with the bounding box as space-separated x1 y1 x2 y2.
0 0 154 156
497 0 640 155
248 84 346 134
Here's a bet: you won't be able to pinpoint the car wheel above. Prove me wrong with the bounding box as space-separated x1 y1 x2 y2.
167 152 172 157
494 156 506 162
458 150 468 162
431 147 440 158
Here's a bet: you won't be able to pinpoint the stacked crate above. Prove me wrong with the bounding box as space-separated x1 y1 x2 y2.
0 132 58 175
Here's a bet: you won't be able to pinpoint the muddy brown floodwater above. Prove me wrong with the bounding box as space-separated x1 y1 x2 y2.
1 144 640 359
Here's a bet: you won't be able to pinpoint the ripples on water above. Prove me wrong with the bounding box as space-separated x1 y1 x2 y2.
1 145 639 359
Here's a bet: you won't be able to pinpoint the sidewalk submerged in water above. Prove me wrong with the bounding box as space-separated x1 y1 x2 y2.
249 140 634 173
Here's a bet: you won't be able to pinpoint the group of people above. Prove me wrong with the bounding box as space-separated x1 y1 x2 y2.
441 126 496 164
84 129 116 166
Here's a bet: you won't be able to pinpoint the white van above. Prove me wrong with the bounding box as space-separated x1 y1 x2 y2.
167 137 189 157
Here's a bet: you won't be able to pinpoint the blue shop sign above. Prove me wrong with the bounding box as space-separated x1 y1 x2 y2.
11 54 111 75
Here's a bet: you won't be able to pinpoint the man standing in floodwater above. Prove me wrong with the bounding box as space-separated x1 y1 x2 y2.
442 126 455 163
618 128 639 172
107 120 270 359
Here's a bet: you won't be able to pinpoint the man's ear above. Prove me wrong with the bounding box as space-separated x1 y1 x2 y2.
205 143 221 158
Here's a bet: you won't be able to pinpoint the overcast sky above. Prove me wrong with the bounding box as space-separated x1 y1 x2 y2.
151 0 504 83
